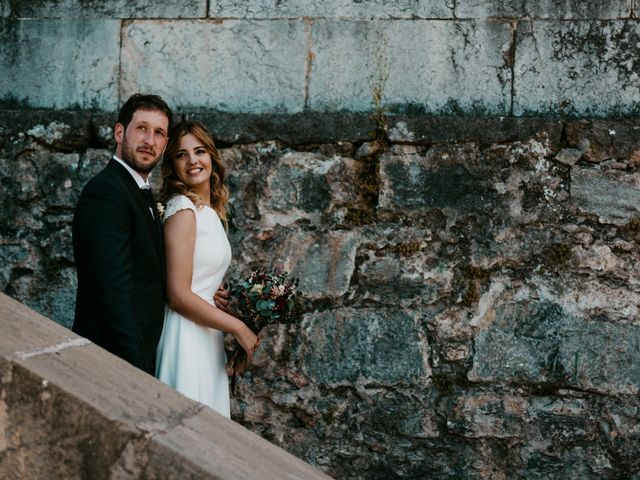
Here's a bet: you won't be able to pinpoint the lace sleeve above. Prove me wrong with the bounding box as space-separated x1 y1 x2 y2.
163 195 196 223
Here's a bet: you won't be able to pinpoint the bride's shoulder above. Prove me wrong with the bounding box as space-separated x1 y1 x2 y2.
163 194 196 222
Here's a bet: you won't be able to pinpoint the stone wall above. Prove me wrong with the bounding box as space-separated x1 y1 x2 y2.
1 0 640 478
0 0 638 116
1 111 639 478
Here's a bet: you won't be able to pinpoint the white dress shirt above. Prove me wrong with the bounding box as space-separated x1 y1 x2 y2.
112 155 155 218
112 155 151 189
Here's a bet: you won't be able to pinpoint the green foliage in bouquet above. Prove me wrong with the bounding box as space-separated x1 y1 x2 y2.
226 265 302 393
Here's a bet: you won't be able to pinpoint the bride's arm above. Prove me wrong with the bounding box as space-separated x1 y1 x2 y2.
163 209 258 358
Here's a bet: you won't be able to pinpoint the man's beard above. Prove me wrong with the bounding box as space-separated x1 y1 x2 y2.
121 136 161 174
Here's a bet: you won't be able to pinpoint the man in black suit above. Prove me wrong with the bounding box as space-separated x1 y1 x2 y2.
72 94 172 375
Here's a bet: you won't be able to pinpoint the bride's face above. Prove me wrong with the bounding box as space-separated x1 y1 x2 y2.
173 133 212 192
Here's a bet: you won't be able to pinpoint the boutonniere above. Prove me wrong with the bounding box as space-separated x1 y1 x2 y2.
156 202 165 220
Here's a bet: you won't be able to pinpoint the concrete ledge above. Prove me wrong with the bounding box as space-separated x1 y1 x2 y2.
0 293 331 479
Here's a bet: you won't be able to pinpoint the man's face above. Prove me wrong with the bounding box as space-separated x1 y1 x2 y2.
114 109 169 178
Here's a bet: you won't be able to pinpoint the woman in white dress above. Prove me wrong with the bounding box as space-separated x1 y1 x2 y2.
155 120 259 417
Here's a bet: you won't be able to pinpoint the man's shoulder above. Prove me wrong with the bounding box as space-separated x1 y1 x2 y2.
82 160 126 192
77 161 134 211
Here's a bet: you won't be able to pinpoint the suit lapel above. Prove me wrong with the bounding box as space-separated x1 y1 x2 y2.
149 198 166 285
107 160 165 265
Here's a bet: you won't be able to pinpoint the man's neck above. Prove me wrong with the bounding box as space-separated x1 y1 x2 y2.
112 155 150 188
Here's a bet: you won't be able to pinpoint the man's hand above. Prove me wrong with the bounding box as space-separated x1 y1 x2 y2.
214 285 230 313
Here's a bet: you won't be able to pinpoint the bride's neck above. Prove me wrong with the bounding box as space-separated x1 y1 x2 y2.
194 185 211 207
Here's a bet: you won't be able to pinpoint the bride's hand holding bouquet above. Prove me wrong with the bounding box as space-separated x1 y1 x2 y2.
226 265 302 393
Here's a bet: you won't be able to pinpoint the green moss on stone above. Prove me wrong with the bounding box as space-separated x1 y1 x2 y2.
345 207 376 226
393 241 421 257
543 243 572 269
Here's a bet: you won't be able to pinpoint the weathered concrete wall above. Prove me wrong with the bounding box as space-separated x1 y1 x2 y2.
1 111 639 478
1 0 638 116
0 292 331 479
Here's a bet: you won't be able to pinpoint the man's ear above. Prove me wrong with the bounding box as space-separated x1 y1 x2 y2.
114 123 124 144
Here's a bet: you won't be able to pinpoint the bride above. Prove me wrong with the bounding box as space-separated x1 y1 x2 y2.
155 120 259 417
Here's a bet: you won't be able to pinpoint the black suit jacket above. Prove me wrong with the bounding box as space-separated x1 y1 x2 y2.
72 159 166 375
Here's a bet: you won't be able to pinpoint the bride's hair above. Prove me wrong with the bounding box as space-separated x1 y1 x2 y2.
161 120 229 228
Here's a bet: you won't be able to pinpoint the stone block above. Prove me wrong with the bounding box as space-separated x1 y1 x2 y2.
78 149 111 184
121 20 308 113
387 116 564 146
469 301 640 395
0 359 142 479
448 395 526 438
259 152 333 224
11 0 205 18
554 148 582 165
301 307 428 384
38 152 82 208
0 294 75 355
362 391 439 439
379 147 496 214
309 19 512 115
90 113 117 148
186 111 375 144
0 111 92 150
276 230 359 299
0 20 119 110
553 279 640 325
0 244 29 290
357 240 451 304
14 268 77 328
513 20 640 117
258 151 368 227
0 0 9 17
209 0 453 19
150 408 329 479
571 166 640 225
565 119 640 163
456 0 632 19
0 153 38 203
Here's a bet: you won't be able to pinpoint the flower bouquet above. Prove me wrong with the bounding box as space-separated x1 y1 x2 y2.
226 265 302 393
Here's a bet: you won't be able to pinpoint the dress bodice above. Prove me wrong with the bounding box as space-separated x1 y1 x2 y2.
163 195 231 301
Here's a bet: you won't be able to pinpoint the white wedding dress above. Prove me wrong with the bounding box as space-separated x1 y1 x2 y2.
155 195 232 417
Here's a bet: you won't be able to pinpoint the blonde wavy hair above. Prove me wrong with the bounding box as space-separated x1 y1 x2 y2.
161 120 229 228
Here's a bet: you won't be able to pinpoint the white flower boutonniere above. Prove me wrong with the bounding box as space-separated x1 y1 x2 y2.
156 202 165 221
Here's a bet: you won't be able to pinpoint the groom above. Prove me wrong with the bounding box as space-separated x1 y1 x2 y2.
72 93 172 375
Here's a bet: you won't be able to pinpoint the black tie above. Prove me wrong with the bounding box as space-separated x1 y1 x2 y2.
141 188 154 215
141 188 161 232
141 188 166 283
140 188 162 228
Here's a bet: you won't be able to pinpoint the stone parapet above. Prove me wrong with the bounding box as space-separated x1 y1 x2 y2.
0 293 331 479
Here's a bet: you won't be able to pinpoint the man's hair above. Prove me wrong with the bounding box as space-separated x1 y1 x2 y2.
116 93 173 131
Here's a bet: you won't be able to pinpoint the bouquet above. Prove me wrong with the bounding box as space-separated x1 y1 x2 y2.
226 265 302 393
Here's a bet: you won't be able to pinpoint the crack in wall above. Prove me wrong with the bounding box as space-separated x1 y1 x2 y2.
15 338 91 360
508 19 518 116
303 18 314 111
117 20 127 108
111 393 206 475
136 402 206 438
